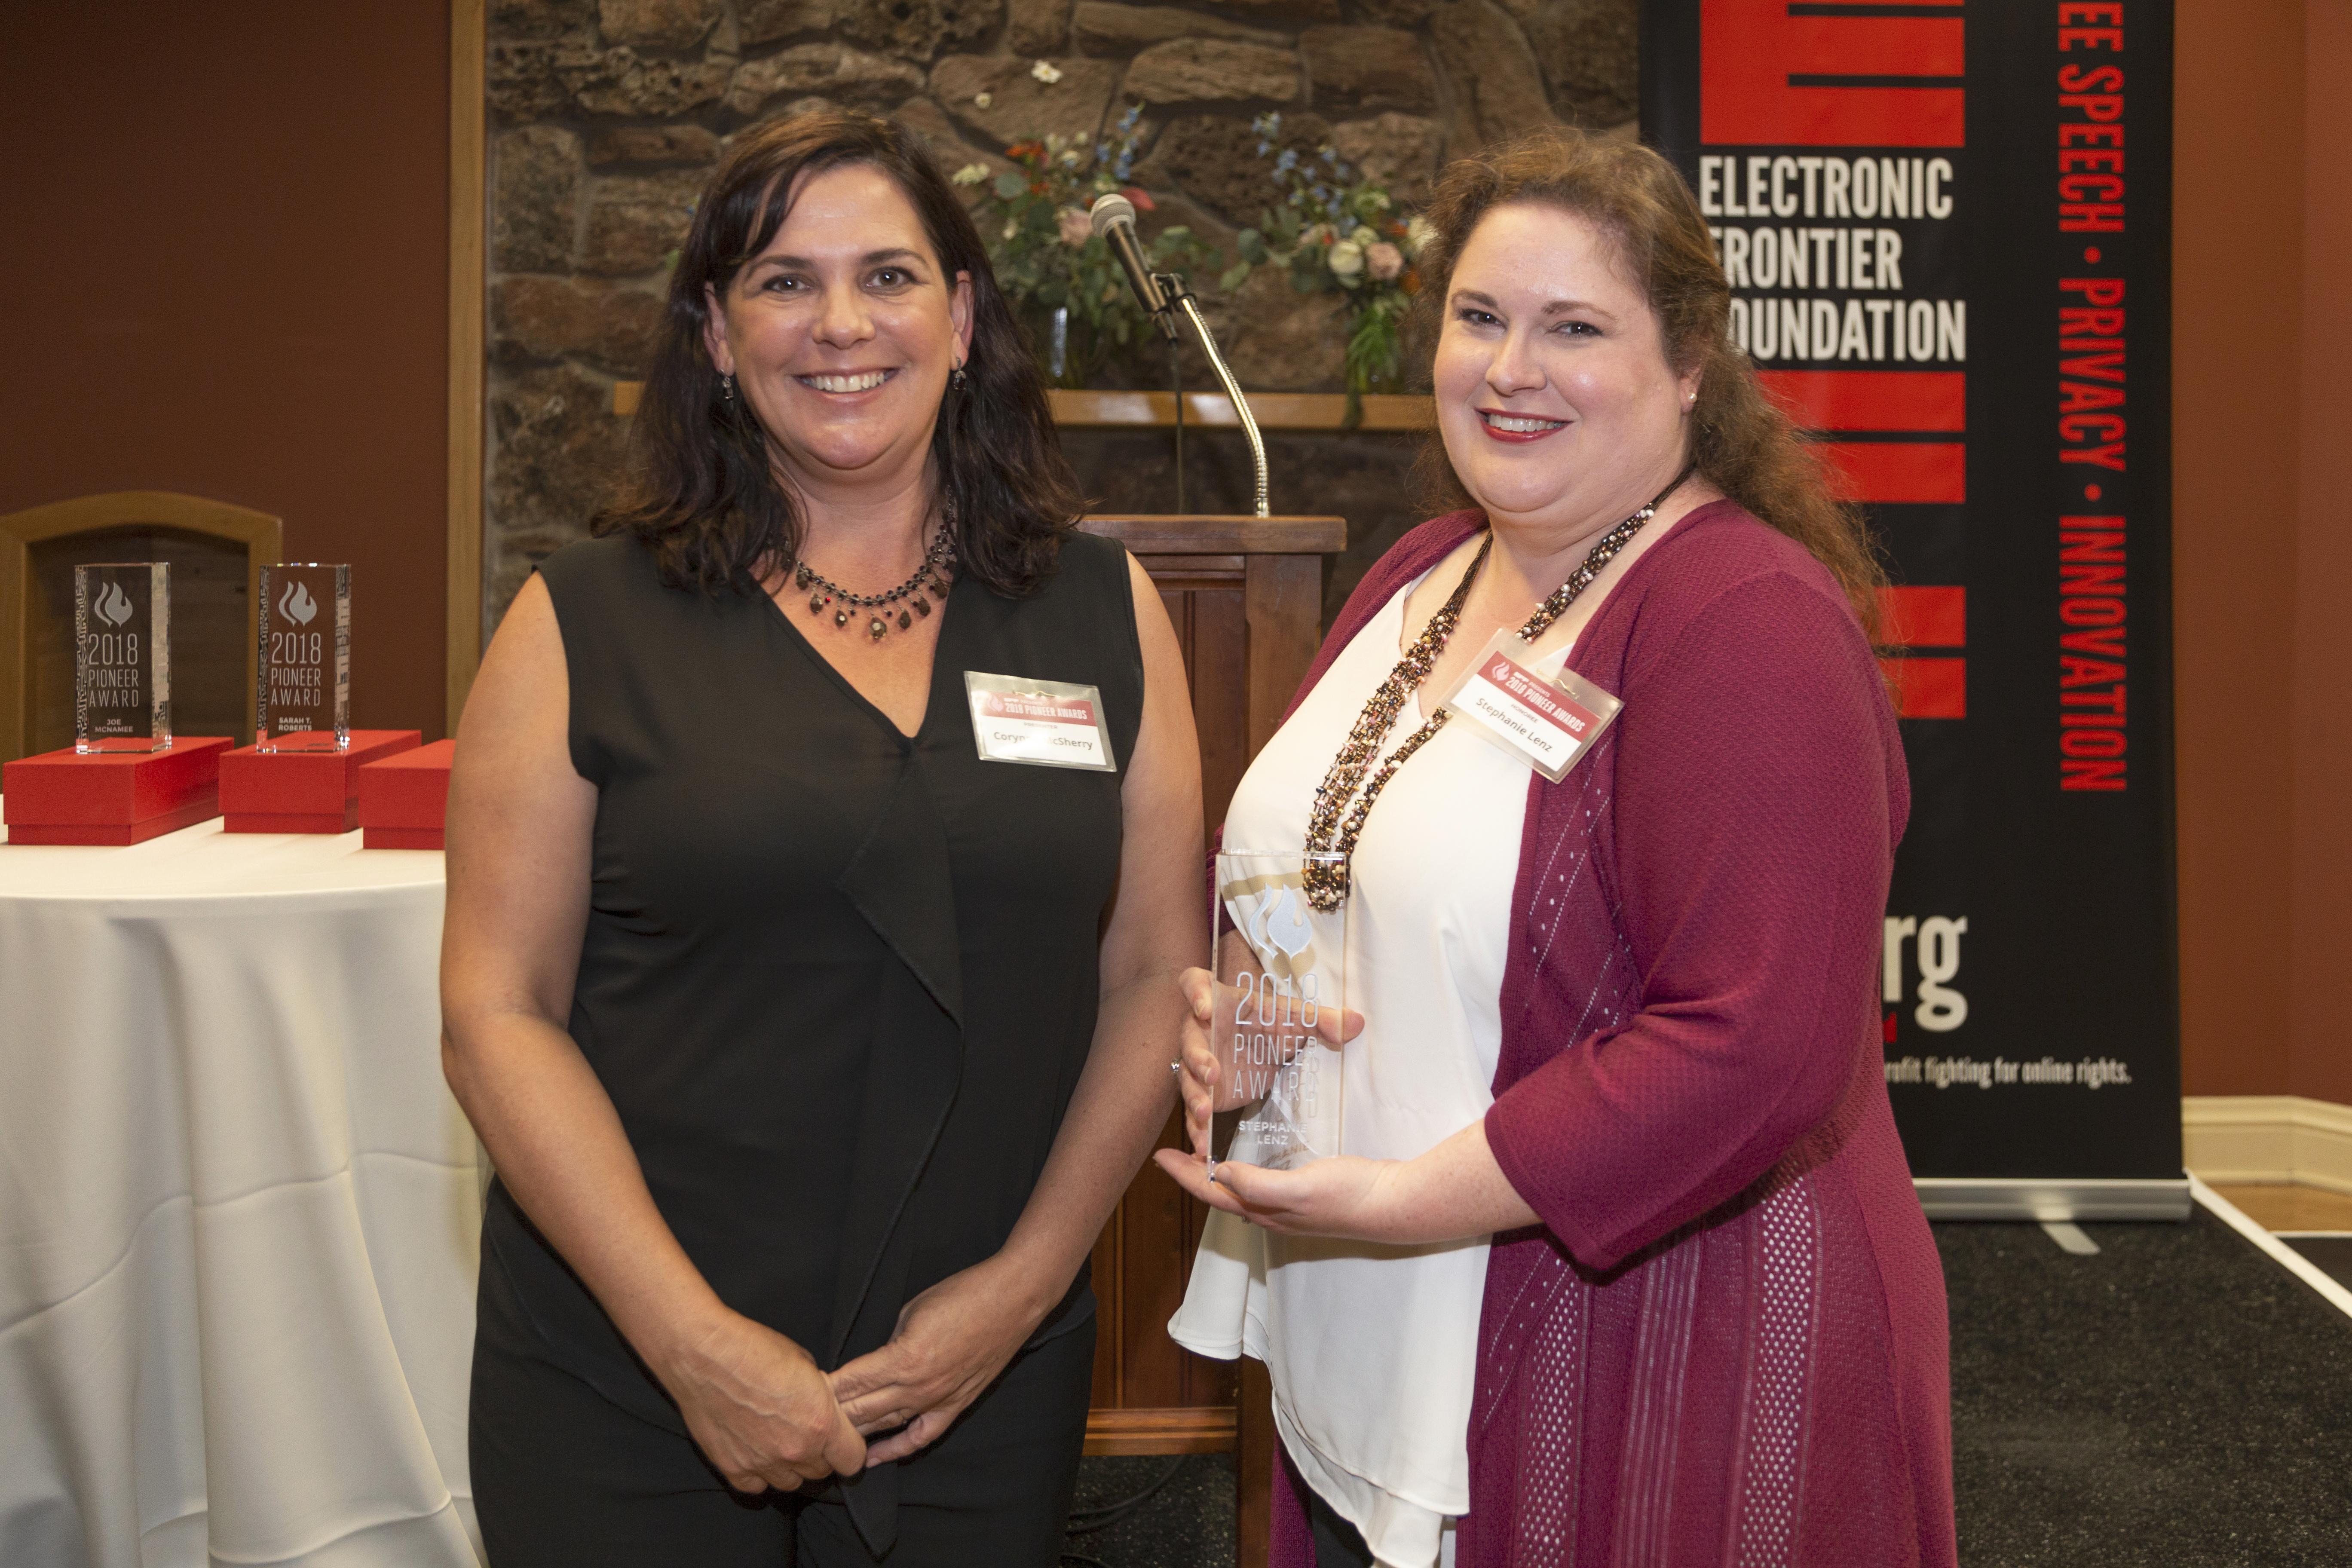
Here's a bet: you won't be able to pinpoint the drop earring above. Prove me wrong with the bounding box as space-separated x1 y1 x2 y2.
950 362 969 392
722 373 737 402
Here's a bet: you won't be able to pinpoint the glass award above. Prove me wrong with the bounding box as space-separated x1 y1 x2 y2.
1208 850 1348 1173
74 563 171 753
256 564 351 751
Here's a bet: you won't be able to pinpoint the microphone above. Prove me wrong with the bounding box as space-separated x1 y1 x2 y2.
1088 193 1270 514
1089 194 1177 339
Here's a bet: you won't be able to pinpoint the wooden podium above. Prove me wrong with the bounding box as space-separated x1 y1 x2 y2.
1073 514 1345 1568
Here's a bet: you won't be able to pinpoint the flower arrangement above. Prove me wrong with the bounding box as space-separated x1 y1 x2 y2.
1218 113 1432 419
958 102 1215 388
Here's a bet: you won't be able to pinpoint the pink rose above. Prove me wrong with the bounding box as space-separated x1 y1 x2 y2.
1366 241 1405 282
1058 207 1092 247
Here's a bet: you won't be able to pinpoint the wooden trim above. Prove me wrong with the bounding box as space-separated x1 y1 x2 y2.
1134 553 1246 592
1081 514 1348 555
610 383 1434 433
445 0 487 736
1082 1406 1238 1456
1049 389 1435 431
0 492 282 763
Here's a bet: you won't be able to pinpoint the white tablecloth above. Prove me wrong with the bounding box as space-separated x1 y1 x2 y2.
0 807 482 1567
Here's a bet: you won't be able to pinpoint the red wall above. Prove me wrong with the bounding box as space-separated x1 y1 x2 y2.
2174 0 2352 1102
0 3 451 738
2287 0 2352 1106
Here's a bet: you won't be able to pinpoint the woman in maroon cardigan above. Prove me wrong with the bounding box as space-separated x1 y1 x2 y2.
1160 131 1956 1566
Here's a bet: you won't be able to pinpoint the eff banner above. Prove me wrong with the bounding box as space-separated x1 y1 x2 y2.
1642 0 2184 1213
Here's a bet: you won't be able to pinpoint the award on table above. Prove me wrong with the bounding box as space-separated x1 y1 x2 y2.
1208 850 1348 1173
256 564 351 751
74 563 171 753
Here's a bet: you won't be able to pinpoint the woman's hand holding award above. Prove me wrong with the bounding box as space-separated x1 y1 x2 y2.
1178 850 1358 1177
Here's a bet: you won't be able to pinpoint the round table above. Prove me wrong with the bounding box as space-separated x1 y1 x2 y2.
0 809 482 1567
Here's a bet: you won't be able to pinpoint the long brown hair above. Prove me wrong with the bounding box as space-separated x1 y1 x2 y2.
594 108 1084 597
1413 128 1886 636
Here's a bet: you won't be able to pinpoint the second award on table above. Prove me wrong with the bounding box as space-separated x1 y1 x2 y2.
256 564 351 751
1209 849 1348 1173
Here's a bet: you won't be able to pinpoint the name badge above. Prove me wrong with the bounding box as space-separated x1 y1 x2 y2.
964 671 1118 772
1438 628 1622 782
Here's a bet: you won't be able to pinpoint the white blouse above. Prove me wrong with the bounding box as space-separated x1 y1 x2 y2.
1170 569 1575 1568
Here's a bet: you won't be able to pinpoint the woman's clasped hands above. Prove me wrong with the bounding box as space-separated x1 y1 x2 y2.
655 1308 866 1496
828 1253 1051 1465
655 1251 1047 1494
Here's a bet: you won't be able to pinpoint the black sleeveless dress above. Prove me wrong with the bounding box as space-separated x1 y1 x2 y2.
473 527 1143 1558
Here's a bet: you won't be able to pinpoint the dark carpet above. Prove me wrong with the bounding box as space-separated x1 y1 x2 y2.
1065 1453 1235 1568
1064 1207 2352 1567
1940 1206 2352 1567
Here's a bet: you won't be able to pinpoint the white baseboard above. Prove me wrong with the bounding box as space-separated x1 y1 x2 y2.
2182 1095 2352 1194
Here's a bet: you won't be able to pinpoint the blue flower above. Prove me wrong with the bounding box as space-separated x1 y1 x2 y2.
1115 153 1133 180
1312 184 1332 203
1274 148 1298 173
1119 103 1142 129
1256 141 1271 156
1322 147 1338 165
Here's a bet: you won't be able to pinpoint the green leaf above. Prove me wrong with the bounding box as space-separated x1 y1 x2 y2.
1237 228 1268 263
995 171 1028 200
1219 261 1253 293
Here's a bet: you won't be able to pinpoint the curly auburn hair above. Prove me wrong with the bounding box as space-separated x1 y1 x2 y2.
593 108 1084 597
1412 127 1886 637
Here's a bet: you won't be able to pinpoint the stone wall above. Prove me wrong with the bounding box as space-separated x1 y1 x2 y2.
481 0 1639 631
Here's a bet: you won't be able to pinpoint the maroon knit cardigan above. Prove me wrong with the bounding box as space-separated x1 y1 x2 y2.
1263 502 1956 1568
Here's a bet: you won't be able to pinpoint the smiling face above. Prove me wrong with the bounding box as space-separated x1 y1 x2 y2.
1433 202 1701 536
701 162 973 499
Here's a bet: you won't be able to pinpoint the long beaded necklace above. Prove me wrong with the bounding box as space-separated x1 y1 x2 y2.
1301 469 1692 912
793 517 957 642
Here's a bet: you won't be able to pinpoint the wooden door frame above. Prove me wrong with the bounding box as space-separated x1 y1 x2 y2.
0 491 283 763
446 0 486 735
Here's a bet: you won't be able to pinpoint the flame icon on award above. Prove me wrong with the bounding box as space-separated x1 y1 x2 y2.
1250 886 1314 960
279 579 318 626
94 581 134 627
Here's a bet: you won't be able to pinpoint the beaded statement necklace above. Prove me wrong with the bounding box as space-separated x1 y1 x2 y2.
793 522 957 642
1300 469 1692 912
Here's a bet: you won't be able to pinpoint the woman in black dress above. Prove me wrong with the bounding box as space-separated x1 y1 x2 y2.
441 110 1202 1565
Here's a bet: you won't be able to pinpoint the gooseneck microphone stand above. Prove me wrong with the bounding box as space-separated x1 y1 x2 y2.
1170 334 1186 517
1090 193 1270 518
1153 272 1269 519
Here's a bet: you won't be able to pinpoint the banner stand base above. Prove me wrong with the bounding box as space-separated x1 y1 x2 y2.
1915 1177 2191 1222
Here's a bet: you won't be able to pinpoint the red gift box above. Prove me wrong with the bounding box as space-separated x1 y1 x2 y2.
218 729 422 833
2 737 233 846
358 738 454 850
